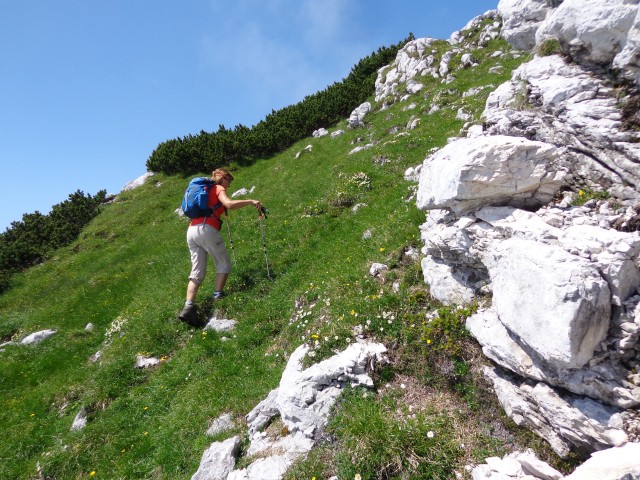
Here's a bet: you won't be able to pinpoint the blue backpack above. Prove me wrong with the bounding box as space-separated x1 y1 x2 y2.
181 177 220 219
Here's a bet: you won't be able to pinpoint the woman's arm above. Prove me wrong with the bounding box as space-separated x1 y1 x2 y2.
218 189 261 211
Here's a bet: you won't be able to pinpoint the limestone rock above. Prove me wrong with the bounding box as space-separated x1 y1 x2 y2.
485 366 628 458
134 355 160 369
483 54 640 203
472 449 564 480
536 0 637 66
121 172 154 192
498 0 553 51
348 102 371 128
191 436 240 480
21 329 57 345
206 413 234 437
564 442 640 480
485 237 611 369
247 341 386 438
204 317 237 333
416 135 564 215
369 263 388 277
70 408 87 432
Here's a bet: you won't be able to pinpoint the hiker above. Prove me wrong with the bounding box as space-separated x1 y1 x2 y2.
179 168 261 326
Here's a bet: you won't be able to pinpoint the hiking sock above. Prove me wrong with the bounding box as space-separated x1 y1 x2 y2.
212 291 225 300
185 300 194 306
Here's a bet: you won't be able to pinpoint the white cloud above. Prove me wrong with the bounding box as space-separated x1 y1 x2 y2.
299 0 354 48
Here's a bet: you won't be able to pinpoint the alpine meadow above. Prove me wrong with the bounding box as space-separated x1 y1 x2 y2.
0 13 594 480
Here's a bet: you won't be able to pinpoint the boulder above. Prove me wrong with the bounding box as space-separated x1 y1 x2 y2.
121 172 154 192
134 355 161 369
498 0 553 51
536 0 637 66
485 366 627 458
421 255 477 306
416 135 564 215
484 237 611 369
564 442 640 480
21 329 57 345
246 341 386 438
472 449 564 480
206 413 234 436
613 7 640 85
467 308 640 408
192 436 240 480
348 102 371 128
205 317 237 333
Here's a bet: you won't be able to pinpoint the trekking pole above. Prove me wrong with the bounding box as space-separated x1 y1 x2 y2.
258 206 271 279
225 211 238 270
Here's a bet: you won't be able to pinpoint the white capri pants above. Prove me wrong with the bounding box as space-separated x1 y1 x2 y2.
187 224 232 284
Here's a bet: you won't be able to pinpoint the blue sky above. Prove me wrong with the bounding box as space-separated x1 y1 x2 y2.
0 0 498 231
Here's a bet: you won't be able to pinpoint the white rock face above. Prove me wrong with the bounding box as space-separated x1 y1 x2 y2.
348 102 371 128
190 342 388 479
536 0 638 66
484 53 640 205
416 135 564 215
247 341 387 438
414 13 640 457
499 0 640 91
486 237 611 369
498 0 552 51
421 255 477 305
191 436 240 480
614 7 640 85
485 366 628 458
121 172 154 192
564 442 640 480
467 307 639 409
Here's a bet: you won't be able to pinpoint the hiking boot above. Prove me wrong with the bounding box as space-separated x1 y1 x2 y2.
178 304 204 328
212 291 227 301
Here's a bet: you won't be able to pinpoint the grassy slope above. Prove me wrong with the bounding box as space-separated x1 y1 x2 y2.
0 34 557 479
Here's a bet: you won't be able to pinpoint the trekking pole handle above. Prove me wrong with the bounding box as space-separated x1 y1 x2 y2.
259 206 269 219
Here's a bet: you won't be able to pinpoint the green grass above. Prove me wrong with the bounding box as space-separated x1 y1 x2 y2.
0 32 563 480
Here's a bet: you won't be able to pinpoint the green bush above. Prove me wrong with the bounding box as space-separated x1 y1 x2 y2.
0 189 107 294
146 36 414 175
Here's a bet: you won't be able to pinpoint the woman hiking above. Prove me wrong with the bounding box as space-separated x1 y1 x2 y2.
179 168 262 327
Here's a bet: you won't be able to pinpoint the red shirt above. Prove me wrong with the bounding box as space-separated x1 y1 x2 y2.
189 184 226 230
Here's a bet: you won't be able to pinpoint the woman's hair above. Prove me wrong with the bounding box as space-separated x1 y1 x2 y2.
212 168 233 181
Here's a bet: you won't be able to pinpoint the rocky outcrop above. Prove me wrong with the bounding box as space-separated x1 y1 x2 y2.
500 0 640 91
415 0 640 461
472 443 640 480
375 11 502 107
191 341 387 480
484 54 640 204
498 0 557 51
416 135 564 215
